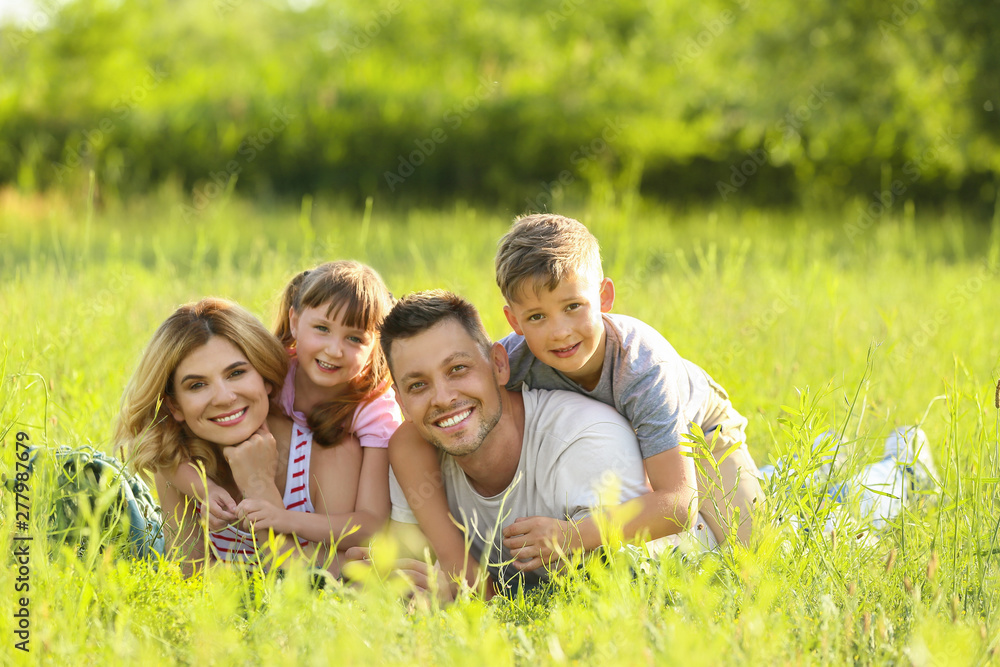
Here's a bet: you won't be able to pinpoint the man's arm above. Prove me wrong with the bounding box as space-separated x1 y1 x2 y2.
388 422 490 592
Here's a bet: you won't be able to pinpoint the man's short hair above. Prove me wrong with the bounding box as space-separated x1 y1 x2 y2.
379 290 493 374
495 213 603 302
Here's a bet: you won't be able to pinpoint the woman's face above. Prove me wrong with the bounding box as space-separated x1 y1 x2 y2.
166 336 271 446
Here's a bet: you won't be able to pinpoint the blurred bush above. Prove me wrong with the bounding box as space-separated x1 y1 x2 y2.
1 0 998 211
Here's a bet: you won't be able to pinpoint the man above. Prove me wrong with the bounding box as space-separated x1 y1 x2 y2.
380 290 654 593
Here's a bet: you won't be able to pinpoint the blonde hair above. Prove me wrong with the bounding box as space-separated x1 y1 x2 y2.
495 213 603 302
115 298 288 479
273 260 394 447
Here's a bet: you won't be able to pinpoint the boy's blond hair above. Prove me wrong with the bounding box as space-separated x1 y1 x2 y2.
495 214 603 302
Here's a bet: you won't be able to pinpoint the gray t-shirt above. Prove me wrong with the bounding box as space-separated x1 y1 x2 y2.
502 313 743 459
397 387 649 591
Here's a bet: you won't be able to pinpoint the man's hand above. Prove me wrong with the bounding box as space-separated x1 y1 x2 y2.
236 497 288 533
204 480 238 531
345 546 456 604
223 423 278 498
501 516 581 571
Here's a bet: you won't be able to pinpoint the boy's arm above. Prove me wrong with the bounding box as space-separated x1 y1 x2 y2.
161 459 238 531
389 422 489 593
503 436 697 571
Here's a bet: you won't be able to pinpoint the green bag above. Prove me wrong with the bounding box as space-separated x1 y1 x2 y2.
4 445 164 559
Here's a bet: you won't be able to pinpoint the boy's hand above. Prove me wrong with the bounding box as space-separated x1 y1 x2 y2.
224 423 278 497
236 497 287 533
502 516 580 571
205 482 238 531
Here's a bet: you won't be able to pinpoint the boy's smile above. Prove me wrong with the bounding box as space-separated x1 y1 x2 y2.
550 341 581 358
503 272 615 391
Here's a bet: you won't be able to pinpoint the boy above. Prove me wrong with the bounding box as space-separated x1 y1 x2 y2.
389 214 764 575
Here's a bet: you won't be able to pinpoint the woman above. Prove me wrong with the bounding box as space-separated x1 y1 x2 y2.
114 297 364 575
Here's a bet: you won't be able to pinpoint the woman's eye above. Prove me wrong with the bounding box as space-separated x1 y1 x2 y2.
188 382 205 390
229 369 245 378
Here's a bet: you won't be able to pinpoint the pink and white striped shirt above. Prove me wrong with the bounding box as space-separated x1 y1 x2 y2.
199 424 316 566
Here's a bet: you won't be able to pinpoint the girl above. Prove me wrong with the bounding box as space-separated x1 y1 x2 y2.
162 261 399 549
115 298 363 574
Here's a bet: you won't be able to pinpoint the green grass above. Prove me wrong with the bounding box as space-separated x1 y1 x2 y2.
2 190 1000 664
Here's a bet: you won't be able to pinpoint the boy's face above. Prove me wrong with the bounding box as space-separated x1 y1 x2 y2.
503 271 615 390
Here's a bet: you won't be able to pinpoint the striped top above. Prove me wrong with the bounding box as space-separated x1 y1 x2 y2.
199 424 316 566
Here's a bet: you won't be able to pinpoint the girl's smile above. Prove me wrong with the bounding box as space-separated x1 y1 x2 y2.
290 303 376 398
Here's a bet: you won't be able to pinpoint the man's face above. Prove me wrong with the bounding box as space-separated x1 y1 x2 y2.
390 319 506 457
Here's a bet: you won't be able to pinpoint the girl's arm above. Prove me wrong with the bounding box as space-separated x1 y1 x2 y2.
351 445 391 536
389 422 488 593
160 459 238 530
223 427 334 571
238 435 377 549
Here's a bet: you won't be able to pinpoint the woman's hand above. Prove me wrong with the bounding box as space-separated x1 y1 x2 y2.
223 423 278 499
236 497 289 533
204 480 238 531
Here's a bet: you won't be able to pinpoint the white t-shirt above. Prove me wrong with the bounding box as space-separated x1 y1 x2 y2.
393 386 650 590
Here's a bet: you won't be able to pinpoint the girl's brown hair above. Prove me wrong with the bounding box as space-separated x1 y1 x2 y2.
115 298 288 479
274 260 394 447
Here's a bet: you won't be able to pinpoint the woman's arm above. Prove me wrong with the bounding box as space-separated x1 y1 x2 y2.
224 425 284 506
159 460 237 530
222 427 336 571
154 471 207 577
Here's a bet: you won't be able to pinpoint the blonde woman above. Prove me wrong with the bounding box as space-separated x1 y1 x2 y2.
115 297 364 576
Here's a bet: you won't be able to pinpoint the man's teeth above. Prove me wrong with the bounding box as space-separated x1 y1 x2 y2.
437 409 472 428
213 408 246 424
317 360 338 370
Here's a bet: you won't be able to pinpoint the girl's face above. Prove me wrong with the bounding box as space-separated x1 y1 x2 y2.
289 303 376 397
166 336 272 446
